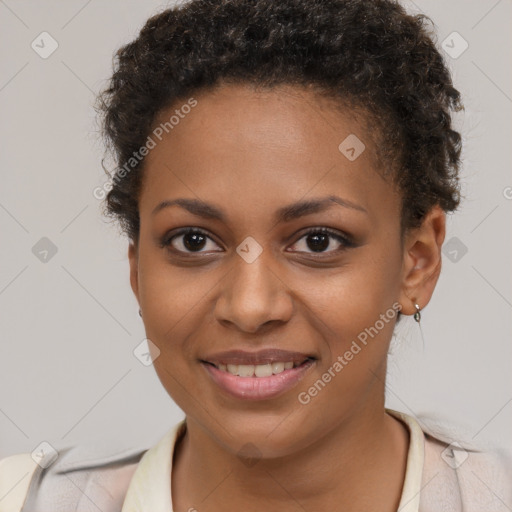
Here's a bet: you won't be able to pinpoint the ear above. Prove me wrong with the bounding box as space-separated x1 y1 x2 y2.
128 241 140 306
398 205 446 316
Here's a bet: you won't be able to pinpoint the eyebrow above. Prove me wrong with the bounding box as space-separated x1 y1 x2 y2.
151 195 367 223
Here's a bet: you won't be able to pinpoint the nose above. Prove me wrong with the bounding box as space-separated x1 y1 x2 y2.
214 249 294 334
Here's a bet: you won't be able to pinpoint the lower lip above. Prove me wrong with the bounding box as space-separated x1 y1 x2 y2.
201 360 315 401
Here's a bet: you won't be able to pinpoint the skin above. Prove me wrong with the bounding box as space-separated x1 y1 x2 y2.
128 82 446 511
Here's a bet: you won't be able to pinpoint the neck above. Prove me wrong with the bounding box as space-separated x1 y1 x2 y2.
172 399 410 511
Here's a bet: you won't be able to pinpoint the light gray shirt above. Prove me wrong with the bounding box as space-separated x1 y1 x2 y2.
1 409 511 511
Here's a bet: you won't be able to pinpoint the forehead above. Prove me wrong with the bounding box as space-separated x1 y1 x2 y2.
139 83 399 225
149 83 378 162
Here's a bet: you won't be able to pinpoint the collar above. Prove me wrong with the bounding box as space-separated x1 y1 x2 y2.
387 408 425 512
121 419 186 512
121 408 424 512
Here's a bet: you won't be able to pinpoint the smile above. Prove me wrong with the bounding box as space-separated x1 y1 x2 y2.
201 357 315 400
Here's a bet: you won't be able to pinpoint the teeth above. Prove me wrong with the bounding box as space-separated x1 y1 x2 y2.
255 364 273 377
218 361 302 377
271 362 284 374
238 364 255 377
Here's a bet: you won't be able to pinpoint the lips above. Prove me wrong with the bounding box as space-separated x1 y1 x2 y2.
200 349 316 400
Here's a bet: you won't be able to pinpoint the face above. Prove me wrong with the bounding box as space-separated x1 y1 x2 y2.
129 83 436 458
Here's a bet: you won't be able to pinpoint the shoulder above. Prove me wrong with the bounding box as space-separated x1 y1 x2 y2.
0 438 149 512
415 411 512 511
0 453 39 512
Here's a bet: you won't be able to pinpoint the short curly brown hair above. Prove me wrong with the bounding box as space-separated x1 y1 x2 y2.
96 0 463 244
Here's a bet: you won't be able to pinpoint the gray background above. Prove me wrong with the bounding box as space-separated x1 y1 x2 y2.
1 0 511 458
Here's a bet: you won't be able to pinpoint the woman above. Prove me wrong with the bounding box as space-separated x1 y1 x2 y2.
1 0 510 511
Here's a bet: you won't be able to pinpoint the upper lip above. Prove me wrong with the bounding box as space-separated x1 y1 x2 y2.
201 349 315 366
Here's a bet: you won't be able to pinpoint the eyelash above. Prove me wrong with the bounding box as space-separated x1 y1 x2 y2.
160 227 356 257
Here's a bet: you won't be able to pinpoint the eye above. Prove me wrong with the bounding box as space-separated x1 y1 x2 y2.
160 226 355 256
160 228 222 254
288 227 355 255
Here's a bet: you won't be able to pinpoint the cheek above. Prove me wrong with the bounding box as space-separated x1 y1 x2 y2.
301 249 402 328
298 246 402 376
141 266 209 409
294 277 399 427
138 247 211 325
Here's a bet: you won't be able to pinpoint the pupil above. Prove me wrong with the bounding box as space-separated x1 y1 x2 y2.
181 232 330 252
184 233 206 251
307 233 329 252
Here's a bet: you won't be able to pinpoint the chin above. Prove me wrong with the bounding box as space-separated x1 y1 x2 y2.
205 412 314 460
